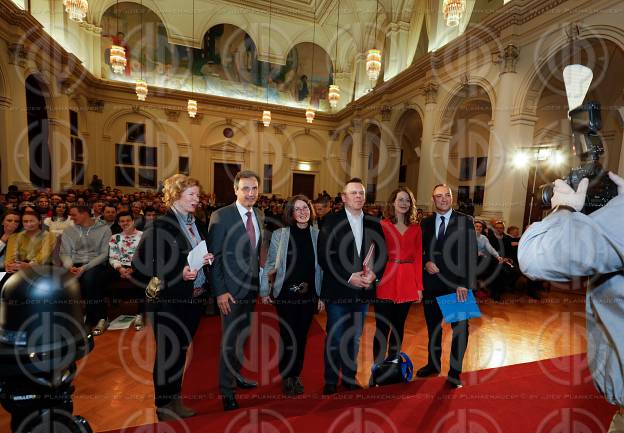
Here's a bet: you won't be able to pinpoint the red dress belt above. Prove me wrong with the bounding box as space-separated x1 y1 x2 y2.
388 258 415 264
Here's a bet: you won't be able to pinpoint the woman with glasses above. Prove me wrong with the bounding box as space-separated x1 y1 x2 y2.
44 203 73 237
260 194 324 396
372 187 423 374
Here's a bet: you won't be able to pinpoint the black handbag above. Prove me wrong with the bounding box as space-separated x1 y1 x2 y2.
370 352 414 386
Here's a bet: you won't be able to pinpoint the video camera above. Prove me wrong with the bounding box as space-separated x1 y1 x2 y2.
539 101 617 214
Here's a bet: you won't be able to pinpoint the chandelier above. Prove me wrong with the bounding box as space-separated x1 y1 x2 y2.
261 0 273 127
136 0 148 101
262 110 271 127
188 0 197 117
188 99 198 118
135 79 148 101
110 45 127 74
328 84 340 108
329 0 341 109
443 0 465 27
305 107 315 123
366 49 382 81
63 0 88 22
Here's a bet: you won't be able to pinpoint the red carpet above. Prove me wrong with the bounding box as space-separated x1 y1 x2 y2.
103 307 616 433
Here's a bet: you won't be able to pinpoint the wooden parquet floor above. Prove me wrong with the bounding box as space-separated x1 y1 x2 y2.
0 290 587 432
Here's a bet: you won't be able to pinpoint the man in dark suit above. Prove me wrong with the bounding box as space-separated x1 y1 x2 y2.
417 184 477 388
318 178 387 394
207 170 264 411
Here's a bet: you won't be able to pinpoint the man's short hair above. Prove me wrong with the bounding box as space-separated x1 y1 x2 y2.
69 205 91 215
234 170 261 189
343 178 365 192
432 184 451 194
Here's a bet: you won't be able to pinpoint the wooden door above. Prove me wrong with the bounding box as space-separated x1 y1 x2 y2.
292 173 315 199
213 163 241 205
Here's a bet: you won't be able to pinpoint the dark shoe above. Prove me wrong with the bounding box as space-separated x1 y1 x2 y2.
343 382 363 391
222 395 240 411
171 399 196 418
293 377 304 395
235 376 258 389
156 410 179 422
416 365 440 378
322 383 337 395
283 377 296 396
447 375 463 389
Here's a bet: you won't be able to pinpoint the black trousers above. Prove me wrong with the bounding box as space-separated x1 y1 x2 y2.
219 290 257 397
78 263 109 326
373 301 412 364
274 298 316 379
149 297 204 407
423 295 469 378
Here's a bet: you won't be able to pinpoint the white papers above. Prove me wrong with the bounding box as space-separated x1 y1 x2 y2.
187 240 208 271
108 315 136 330
0 272 6 282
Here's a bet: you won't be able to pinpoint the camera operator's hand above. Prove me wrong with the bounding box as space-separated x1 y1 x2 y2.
551 178 589 211
608 171 624 195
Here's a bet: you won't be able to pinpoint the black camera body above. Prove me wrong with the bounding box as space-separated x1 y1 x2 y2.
539 101 618 214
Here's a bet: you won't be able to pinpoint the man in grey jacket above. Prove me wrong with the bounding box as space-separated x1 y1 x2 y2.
519 172 624 432
60 205 112 335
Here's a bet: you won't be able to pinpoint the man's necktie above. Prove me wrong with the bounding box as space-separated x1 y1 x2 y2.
437 215 446 240
246 211 256 248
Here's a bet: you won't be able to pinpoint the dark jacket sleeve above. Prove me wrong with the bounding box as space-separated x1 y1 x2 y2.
370 218 388 283
132 224 156 287
206 208 228 297
463 214 478 290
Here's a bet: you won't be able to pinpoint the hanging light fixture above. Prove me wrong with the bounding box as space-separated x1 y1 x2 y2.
305 107 315 123
328 0 341 109
261 0 272 126
188 99 198 118
135 0 148 101
63 0 88 22
365 0 382 82
305 0 317 124
188 0 197 117
110 0 127 75
135 79 148 101
262 110 271 127
443 0 466 27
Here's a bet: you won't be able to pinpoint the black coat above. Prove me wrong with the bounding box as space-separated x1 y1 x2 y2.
132 210 208 300
206 203 264 299
317 209 387 303
421 211 478 298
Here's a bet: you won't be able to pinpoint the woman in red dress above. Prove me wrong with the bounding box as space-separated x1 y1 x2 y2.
373 186 423 366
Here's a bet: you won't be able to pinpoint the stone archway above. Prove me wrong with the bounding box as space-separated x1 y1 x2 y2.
394 109 423 196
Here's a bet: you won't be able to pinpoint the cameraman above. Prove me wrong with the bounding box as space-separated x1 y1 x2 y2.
518 171 624 432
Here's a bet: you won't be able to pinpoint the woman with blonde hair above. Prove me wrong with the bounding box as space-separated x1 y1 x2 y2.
371 187 423 376
133 174 214 421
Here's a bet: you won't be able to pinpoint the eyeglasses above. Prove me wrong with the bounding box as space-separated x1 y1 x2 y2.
294 207 310 213
395 198 411 204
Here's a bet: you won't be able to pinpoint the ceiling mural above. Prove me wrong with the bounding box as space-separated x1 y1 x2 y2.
101 3 334 109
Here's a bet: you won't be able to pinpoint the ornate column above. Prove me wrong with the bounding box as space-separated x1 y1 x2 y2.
416 81 441 208
349 119 366 181
376 106 401 202
4 43 32 190
334 72 352 111
384 21 410 81
481 44 520 222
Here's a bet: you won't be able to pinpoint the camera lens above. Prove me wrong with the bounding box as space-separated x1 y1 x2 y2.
538 183 554 208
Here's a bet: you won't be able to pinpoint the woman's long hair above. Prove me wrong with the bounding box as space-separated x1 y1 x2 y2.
383 187 418 225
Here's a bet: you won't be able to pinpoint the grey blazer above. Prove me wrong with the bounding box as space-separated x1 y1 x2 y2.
259 226 323 298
